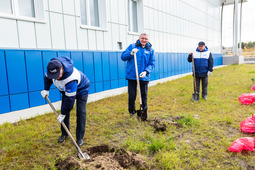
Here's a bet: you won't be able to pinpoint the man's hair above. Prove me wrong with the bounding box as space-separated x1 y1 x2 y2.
140 33 149 37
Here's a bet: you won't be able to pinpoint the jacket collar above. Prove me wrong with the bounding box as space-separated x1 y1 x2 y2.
135 40 152 50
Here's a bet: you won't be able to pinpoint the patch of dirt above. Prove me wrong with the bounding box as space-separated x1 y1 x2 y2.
147 117 183 132
56 145 147 170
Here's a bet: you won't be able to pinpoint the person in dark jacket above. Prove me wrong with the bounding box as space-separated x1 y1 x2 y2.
121 33 155 121
41 56 90 146
188 41 213 100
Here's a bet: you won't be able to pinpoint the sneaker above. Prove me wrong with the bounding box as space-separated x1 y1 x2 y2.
77 139 84 147
58 135 67 143
130 113 135 118
202 95 207 100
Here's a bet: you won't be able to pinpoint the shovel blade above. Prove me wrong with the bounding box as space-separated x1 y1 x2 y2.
192 93 199 101
136 109 147 121
78 152 90 160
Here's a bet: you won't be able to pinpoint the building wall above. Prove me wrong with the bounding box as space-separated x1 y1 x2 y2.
0 0 223 114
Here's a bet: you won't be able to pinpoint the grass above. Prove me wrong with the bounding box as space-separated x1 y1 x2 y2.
1 64 255 169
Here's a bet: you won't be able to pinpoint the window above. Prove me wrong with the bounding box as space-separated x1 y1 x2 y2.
0 0 45 22
128 0 138 32
80 0 107 29
128 0 144 33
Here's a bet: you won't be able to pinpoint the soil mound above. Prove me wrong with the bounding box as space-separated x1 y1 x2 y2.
56 145 147 170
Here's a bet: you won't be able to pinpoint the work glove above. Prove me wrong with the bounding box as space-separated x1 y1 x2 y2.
41 90 49 98
57 114 66 124
207 71 212 76
140 71 147 78
130 48 138 55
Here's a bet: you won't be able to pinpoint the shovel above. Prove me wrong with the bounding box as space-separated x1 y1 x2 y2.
45 96 90 160
191 54 199 101
133 50 146 121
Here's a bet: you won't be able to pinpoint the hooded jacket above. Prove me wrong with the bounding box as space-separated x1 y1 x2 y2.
44 56 90 115
121 40 155 81
188 46 213 77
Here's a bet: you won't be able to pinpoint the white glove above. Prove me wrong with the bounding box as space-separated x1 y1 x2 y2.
207 71 212 76
131 48 139 55
57 114 66 124
41 90 49 98
140 71 147 78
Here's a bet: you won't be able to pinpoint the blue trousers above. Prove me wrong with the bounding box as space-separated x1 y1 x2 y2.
128 80 148 114
61 95 88 140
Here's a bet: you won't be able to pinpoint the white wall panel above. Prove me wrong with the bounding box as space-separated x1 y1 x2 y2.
44 0 49 11
143 8 149 29
119 25 127 50
103 24 113 51
62 0 75 15
74 0 81 16
96 31 104 50
64 15 77 50
18 21 36 48
126 34 133 48
35 12 51 49
118 0 126 25
76 19 89 50
50 13 65 49
48 0 62 13
110 0 118 23
0 18 19 48
88 30 97 50
111 24 119 50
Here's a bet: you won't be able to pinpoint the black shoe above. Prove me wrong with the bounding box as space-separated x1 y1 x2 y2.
141 109 148 121
58 135 67 143
77 139 84 147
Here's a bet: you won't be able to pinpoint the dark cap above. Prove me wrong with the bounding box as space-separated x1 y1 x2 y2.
47 60 62 79
198 41 205 46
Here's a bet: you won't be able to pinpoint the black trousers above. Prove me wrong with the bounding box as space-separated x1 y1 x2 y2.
61 95 88 140
128 80 148 114
194 77 208 97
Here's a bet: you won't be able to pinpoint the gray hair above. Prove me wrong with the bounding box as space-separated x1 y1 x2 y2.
140 33 149 37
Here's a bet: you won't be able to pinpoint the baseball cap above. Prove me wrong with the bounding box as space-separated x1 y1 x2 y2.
198 41 205 46
47 60 62 79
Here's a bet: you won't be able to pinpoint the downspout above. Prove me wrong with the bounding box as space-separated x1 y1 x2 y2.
221 2 224 54
239 0 243 56
234 0 238 56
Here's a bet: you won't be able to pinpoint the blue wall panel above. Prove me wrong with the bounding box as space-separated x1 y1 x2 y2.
94 52 103 82
71 51 83 72
1 49 223 114
95 83 103 93
29 91 46 107
103 81 110 91
102 52 110 81
0 96 10 114
25 51 44 92
89 84 95 94
83 52 95 83
0 51 9 96
58 51 70 58
6 51 28 94
10 93 29 111
109 52 118 80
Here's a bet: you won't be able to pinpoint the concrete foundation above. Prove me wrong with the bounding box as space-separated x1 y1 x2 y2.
223 55 244 65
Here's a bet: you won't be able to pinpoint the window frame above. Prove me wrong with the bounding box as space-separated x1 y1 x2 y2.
127 0 144 34
80 0 107 30
0 0 46 23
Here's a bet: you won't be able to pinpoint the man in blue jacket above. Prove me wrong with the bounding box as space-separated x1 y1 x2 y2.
121 33 155 121
41 56 90 146
188 41 213 100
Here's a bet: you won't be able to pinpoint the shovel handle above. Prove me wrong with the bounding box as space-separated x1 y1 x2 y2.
45 96 88 159
191 54 196 90
133 51 143 108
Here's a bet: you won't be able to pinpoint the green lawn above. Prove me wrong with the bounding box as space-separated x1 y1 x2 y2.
1 64 255 169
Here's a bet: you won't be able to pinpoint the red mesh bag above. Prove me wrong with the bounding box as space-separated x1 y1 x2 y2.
240 115 255 133
238 94 255 105
251 84 255 91
228 137 255 152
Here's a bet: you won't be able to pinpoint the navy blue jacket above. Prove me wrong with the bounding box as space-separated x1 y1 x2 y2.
188 46 213 77
121 40 155 81
44 57 90 115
